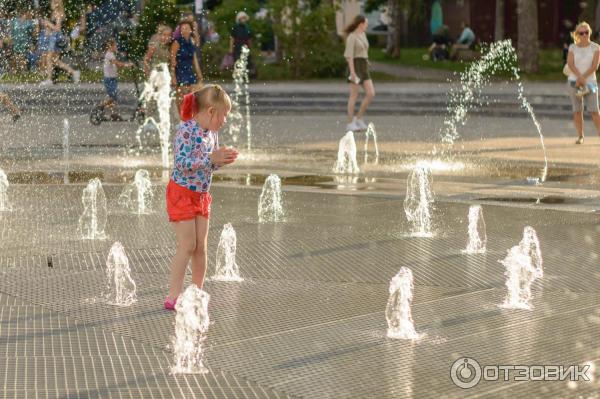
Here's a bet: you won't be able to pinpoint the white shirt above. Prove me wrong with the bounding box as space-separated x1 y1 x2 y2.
568 42 600 83
103 51 118 78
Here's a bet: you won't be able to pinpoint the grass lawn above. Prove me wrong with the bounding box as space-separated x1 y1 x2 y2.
370 47 565 81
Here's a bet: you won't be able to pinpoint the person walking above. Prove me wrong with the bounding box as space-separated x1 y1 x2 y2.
170 20 203 109
39 11 80 86
566 21 600 144
344 15 375 132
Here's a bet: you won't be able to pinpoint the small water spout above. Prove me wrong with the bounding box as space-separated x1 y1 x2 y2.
404 163 434 237
212 223 243 281
138 64 172 168
0 169 11 211
102 242 137 306
440 40 548 183
364 122 379 165
118 169 154 214
78 178 107 239
258 174 284 223
63 118 69 184
171 285 211 374
333 131 359 174
499 226 543 309
462 205 487 254
386 267 419 340
226 45 252 149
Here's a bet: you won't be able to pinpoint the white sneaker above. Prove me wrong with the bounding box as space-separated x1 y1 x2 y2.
346 118 360 131
39 79 53 86
356 118 368 130
73 70 81 84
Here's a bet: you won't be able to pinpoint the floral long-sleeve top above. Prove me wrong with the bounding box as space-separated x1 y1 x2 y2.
171 120 219 192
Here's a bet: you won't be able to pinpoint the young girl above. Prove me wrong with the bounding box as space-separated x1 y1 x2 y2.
165 84 239 310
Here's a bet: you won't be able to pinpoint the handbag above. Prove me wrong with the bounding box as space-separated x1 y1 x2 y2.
563 63 572 77
220 52 234 71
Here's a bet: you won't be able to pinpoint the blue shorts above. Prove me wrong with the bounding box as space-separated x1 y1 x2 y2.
104 78 118 101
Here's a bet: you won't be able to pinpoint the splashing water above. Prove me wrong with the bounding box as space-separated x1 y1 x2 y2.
63 118 69 183
171 285 210 374
102 242 137 306
364 122 379 165
118 169 154 214
333 131 360 174
386 267 419 340
226 45 252 149
440 40 548 182
499 226 543 309
212 223 243 282
78 178 107 239
137 64 172 168
258 174 284 223
0 170 11 211
404 163 434 237
462 205 487 254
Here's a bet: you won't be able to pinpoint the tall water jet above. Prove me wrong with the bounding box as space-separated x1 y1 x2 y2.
102 242 137 306
138 63 172 168
171 285 211 374
258 174 284 223
118 169 154 214
386 267 419 340
499 226 543 309
211 223 243 282
440 40 548 182
462 205 487 254
226 45 252 149
364 122 379 165
333 131 360 174
0 170 11 211
78 178 107 240
404 163 434 237
63 118 69 183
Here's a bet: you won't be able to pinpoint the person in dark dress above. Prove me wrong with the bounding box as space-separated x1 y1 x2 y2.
170 20 203 109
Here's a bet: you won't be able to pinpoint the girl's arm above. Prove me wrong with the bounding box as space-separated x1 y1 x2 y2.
581 49 600 80
567 48 581 77
170 41 179 86
193 52 203 81
143 44 156 76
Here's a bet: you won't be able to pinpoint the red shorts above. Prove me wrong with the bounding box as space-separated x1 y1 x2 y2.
166 180 212 222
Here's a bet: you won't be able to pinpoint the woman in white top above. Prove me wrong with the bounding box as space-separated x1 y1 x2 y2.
344 15 375 132
567 21 600 144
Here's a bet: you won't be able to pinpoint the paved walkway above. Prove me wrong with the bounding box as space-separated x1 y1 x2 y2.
1 183 599 398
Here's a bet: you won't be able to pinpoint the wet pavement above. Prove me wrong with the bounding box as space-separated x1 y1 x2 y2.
1 81 600 397
0 181 599 398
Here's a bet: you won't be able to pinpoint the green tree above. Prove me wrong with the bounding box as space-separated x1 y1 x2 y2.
269 0 344 78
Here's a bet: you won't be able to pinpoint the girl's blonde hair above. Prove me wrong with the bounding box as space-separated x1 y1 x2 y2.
572 21 593 44
193 84 232 114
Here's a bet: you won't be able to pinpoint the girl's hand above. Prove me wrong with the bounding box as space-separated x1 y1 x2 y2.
350 72 358 84
210 147 238 166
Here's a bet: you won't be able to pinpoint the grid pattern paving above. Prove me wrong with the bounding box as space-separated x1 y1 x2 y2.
0 183 599 398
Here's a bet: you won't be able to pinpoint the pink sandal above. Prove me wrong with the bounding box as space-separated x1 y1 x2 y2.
164 296 177 311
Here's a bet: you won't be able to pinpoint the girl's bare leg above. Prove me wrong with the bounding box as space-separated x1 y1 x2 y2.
347 83 359 122
191 215 209 289
573 111 584 138
356 79 375 119
168 220 196 299
0 93 19 115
